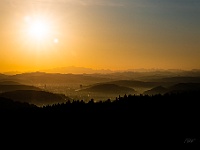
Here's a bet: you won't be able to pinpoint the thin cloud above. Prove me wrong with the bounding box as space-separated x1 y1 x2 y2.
1 0 124 7
70 0 125 7
1 0 199 10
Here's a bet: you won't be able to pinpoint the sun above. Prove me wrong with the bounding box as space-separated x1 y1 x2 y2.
28 20 49 40
24 16 51 41
29 21 49 39
22 15 60 49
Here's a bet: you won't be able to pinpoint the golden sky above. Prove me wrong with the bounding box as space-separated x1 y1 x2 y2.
0 0 200 72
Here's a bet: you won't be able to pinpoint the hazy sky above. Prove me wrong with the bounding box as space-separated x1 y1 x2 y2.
0 0 200 72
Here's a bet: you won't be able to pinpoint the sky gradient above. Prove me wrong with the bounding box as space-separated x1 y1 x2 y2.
0 0 200 72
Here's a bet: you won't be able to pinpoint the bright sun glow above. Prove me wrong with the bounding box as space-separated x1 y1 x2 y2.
25 16 50 41
22 15 60 50
29 21 48 39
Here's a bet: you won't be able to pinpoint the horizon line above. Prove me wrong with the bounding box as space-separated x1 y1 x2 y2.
1 67 200 75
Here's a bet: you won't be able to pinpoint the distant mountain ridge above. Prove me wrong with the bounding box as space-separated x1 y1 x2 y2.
41 66 114 74
0 72 111 87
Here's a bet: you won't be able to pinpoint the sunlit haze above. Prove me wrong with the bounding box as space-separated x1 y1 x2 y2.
27 18 49 39
0 0 200 73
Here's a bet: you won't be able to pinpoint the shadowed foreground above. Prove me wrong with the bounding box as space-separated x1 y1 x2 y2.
1 92 200 146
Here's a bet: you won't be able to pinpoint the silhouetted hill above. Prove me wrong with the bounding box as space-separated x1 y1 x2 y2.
0 73 7 78
85 80 174 94
106 80 167 88
143 83 200 95
0 81 22 85
168 83 200 93
79 83 135 94
159 77 200 83
143 86 168 95
0 82 41 93
0 90 70 106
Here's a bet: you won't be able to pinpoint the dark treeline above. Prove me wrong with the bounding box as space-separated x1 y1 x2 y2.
1 91 200 145
1 91 200 115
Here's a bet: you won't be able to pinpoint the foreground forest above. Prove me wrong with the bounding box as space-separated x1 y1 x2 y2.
1 91 200 145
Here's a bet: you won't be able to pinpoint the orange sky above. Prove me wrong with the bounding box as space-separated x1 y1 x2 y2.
0 0 200 72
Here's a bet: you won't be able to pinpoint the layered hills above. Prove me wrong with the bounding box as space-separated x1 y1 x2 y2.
0 81 70 106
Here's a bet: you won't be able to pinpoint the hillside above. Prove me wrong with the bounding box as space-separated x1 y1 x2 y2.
0 74 7 79
143 86 168 95
143 83 200 95
0 90 70 106
79 83 136 94
158 77 200 83
105 80 169 88
0 81 21 85
169 83 200 92
0 81 41 93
